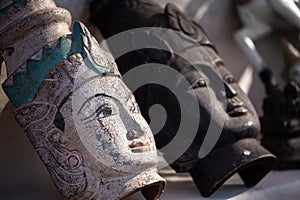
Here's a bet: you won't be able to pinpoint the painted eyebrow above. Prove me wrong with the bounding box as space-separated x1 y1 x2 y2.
78 93 119 114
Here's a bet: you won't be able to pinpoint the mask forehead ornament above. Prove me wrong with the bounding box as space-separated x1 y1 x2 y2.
0 1 165 199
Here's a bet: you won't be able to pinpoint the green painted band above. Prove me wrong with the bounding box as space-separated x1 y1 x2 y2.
2 22 115 107
3 37 73 107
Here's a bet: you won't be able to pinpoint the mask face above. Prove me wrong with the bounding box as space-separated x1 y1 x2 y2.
13 57 163 199
173 56 260 142
157 46 261 169
72 76 158 173
214 64 259 134
7 20 165 199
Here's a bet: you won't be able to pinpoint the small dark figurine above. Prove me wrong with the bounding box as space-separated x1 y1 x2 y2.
261 81 300 169
261 40 300 169
90 0 276 197
233 0 300 169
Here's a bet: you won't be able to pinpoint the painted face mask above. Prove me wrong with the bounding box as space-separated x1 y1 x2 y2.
90 0 276 197
0 1 165 199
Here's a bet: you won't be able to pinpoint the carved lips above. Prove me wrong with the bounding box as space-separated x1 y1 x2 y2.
227 99 248 117
129 140 151 153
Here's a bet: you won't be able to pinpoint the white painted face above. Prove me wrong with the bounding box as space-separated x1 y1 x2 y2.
73 76 157 173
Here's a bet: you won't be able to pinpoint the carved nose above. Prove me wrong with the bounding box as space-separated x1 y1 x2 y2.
126 129 145 140
126 113 147 140
224 82 237 98
127 129 137 140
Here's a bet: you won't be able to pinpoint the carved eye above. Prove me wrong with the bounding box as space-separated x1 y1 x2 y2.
96 104 114 118
193 78 207 88
225 75 236 84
